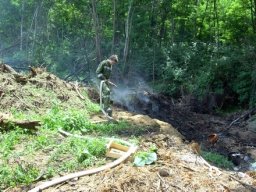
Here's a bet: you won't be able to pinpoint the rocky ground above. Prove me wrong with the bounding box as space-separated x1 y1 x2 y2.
1 64 256 192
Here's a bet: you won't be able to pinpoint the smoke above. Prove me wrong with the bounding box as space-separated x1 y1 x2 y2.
111 77 154 113
112 86 136 111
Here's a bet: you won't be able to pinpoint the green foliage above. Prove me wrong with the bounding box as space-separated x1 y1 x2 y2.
202 151 234 169
68 120 125 134
157 42 256 110
0 129 41 189
42 104 136 135
0 162 39 189
82 91 101 113
133 144 158 167
42 104 89 130
0 126 108 190
0 129 24 158
133 151 157 167
48 137 107 173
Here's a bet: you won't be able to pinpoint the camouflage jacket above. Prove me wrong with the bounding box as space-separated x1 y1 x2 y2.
96 59 112 80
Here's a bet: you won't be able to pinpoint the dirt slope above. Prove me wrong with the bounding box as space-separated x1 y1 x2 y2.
42 111 256 192
0 64 89 116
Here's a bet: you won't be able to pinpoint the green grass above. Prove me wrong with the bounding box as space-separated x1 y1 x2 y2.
0 129 25 158
46 137 107 173
0 129 40 188
201 151 234 169
0 127 109 190
0 162 39 188
40 104 148 136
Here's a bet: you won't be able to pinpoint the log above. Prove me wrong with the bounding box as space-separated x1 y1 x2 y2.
13 120 40 129
1 64 17 74
0 114 40 130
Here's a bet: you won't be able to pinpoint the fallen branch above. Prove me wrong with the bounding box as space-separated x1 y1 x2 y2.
0 113 40 130
12 120 40 130
228 108 256 128
0 119 40 130
182 165 196 172
1 64 17 74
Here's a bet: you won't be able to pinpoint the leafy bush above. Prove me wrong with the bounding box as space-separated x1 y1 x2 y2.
42 105 89 130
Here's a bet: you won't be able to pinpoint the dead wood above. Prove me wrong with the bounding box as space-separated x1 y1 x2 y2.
0 119 40 130
14 120 40 129
0 114 40 130
227 107 256 129
1 64 17 74
29 66 38 77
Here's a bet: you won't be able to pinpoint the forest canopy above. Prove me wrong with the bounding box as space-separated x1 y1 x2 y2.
0 0 255 109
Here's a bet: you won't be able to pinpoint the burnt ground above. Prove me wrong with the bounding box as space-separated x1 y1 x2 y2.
113 89 256 171
1 64 256 192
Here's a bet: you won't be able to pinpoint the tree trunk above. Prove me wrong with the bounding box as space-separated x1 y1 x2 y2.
254 0 256 32
20 0 24 51
213 0 219 47
111 0 116 54
250 0 256 33
91 0 102 64
192 0 200 40
198 0 210 39
31 4 39 57
159 1 170 47
123 0 133 76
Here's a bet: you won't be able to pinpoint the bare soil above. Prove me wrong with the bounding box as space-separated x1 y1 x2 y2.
34 111 256 192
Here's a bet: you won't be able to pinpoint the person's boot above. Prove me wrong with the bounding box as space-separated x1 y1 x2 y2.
106 108 112 117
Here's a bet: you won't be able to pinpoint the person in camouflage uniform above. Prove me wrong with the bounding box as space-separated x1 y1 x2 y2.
96 55 118 117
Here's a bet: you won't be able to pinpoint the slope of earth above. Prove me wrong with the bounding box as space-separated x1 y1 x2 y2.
0 64 255 192
40 111 256 192
0 64 94 117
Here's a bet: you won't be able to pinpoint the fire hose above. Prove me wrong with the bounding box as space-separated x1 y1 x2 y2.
28 128 137 192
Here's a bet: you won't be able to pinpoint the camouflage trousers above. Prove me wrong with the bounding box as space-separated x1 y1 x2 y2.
99 80 112 116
